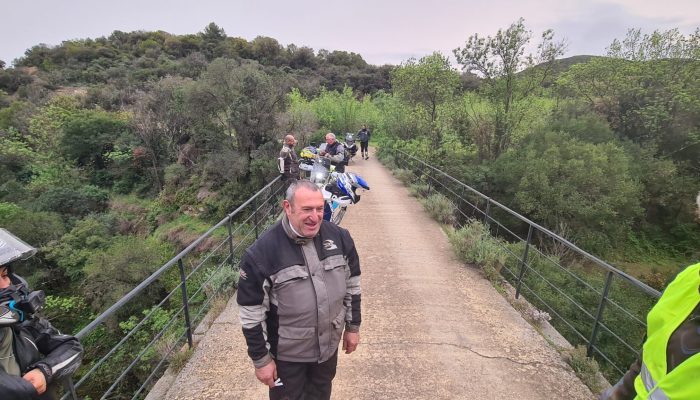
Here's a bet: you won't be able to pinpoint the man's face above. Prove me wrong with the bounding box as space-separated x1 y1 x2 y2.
0 267 10 289
325 135 335 145
283 188 325 237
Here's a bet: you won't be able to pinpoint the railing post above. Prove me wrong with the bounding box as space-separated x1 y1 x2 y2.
65 376 78 400
483 199 492 229
515 225 534 299
458 186 466 226
588 270 614 357
253 197 259 240
178 259 194 349
227 218 235 269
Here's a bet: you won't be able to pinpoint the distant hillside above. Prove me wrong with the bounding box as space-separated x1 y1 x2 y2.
551 55 601 72
456 55 601 91
519 55 603 86
1 23 394 96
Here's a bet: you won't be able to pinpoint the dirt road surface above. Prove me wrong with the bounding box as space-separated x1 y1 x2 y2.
150 148 594 400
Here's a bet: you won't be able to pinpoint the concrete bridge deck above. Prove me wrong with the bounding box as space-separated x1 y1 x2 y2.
149 149 594 400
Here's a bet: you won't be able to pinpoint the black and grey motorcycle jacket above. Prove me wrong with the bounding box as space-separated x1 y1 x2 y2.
279 144 300 179
325 141 346 172
237 216 361 368
0 275 83 399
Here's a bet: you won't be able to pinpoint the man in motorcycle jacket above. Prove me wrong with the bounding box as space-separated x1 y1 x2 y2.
237 181 361 400
0 229 83 400
279 134 300 181
319 133 346 173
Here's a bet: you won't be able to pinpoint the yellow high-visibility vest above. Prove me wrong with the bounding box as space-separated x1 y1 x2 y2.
634 263 700 399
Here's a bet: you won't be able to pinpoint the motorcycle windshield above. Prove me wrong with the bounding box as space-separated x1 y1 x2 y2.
311 161 329 187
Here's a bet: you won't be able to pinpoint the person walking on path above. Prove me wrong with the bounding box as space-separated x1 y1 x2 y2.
237 180 362 400
357 125 371 160
0 228 83 400
279 134 300 181
600 192 700 400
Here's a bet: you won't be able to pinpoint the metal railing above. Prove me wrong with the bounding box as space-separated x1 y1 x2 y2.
60 176 287 400
385 147 661 381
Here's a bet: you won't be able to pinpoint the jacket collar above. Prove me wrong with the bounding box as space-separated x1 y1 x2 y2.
282 214 312 245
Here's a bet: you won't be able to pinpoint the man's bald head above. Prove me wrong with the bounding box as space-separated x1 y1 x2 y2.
284 135 297 146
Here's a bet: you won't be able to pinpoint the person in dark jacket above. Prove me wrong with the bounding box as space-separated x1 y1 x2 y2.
0 228 83 400
279 134 300 181
357 125 371 160
237 180 361 400
319 133 346 173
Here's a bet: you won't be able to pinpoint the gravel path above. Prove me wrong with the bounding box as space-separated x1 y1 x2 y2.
150 148 594 400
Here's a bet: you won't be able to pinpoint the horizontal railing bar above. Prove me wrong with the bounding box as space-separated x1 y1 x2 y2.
394 148 661 298
76 177 282 339
588 344 627 376
519 284 590 343
525 245 603 296
100 303 186 399
518 263 598 322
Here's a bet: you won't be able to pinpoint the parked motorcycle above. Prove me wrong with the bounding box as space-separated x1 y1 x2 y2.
298 146 369 225
344 133 358 164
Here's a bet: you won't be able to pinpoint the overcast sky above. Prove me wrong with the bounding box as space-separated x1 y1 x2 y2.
2 0 699 67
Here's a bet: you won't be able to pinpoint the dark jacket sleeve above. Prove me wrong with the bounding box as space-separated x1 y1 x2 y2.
236 251 273 368
599 355 640 400
0 369 39 400
340 228 361 330
22 318 83 384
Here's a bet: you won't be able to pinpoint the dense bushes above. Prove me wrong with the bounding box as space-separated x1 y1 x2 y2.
33 185 110 217
491 130 642 253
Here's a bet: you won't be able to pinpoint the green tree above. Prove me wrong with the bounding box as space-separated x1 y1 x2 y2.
199 22 227 60
310 86 365 134
32 185 109 217
558 28 700 169
82 236 172 313
454 18 565 159
492 130 642 253
60 109 130 185
286 44 317 70
188 59 289 168
45 216 114 281
278 88 318 140
391 52 460 145
250 36 283 65
131 76 198 191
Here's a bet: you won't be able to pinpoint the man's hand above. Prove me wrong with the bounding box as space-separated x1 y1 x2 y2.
23 368 47 394
342 331 360 354
255 360 278 388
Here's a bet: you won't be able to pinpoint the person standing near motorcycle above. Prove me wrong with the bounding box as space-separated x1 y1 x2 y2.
0 229 83 399
319 133 346 173
237 180 362 400
279 134 300 181
357 125 371 160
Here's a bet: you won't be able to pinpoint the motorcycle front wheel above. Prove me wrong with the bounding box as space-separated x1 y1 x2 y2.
331 206 347 225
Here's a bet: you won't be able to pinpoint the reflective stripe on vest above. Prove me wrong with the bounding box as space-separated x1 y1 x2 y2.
640 362 670 400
